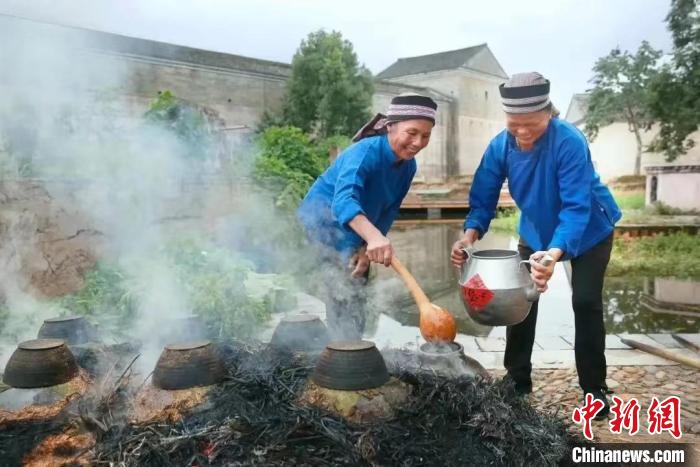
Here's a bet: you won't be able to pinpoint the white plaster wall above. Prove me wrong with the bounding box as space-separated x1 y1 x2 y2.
575 121 700 181
646 172 700 210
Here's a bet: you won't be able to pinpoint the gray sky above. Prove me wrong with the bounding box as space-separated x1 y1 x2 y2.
1 0 673 114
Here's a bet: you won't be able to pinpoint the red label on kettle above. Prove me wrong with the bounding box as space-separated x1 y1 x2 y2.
462 273 494 311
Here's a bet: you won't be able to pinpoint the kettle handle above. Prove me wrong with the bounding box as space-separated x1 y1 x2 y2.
520 256 555 302
460 247 475 273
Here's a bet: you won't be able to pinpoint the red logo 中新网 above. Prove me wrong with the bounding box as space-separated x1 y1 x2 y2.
648 396 682 439
572 393 606 440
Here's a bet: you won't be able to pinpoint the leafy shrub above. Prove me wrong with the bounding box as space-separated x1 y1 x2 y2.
59 263 138 330
143 90 216 160
162 238 272 338
254 126 350 209
58 238 275 339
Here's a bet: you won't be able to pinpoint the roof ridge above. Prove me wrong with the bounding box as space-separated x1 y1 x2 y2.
0 13 291 69
395 43 488 62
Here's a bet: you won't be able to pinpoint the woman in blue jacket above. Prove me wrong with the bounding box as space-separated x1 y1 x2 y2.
299 94 438 340
450 73 621 417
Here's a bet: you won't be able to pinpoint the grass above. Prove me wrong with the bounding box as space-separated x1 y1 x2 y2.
613 189 700 223
612 190 645 210
607 232 700 278
489 208 519 234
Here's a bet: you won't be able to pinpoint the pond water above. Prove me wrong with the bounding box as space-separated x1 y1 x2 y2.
364 221 700 344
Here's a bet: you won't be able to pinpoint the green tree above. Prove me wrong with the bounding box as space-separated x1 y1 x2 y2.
282 30 374 138
144 90 216 160
253 126 325 209
648 0 700 160
584 41 662 175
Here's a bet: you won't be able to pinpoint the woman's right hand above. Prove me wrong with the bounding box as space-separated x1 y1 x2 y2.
450 229 479 268
366 234 394 267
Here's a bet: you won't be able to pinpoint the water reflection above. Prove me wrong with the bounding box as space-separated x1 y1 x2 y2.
367 221 700 337
605 277 700 334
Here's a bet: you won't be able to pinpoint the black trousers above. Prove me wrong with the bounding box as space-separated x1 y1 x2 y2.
504 234 613 392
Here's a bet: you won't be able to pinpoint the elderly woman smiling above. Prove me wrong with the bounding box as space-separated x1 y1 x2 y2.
451 72 621 418
298 94 438 340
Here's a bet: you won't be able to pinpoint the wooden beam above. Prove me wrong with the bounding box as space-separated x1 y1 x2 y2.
620 337 700 370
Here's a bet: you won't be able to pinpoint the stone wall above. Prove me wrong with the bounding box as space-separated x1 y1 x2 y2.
90 52 289 133
1 15 462 183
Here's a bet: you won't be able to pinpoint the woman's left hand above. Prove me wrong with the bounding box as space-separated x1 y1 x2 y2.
349 248 370 278
529 251 556 292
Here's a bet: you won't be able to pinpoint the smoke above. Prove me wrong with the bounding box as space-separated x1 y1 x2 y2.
0 14 310 376
0 15 419 387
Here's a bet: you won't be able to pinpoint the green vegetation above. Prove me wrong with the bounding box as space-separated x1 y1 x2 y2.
59 263 138 329
57 237 281 339
163 238 272 338
645 202 700 216
613 190 700 222
253 126 349 209
612 190 645 210
144 90 216 160
585 0 699 163
483 200 699 279
648 0 700 159
611 175 646 185
279 30 374 138
489 208 519 234
252 30 368 211
584 42 661 175
608 233 700 278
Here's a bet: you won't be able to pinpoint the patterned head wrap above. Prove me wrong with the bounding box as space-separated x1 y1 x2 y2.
499 72 551 114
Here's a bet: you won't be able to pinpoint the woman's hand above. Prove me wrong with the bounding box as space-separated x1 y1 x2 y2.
366 234 394 267
349 247 371 278
450 229 479 268
348 215 394 267
529 251 558 292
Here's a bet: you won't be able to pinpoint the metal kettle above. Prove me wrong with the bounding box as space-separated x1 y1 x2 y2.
458 249 552 326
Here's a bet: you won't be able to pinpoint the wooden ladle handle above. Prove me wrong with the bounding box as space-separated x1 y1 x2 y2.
391 257 430 307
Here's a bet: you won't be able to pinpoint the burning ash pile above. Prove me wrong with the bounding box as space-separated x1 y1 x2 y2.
89 344 580 466
2 332 584 466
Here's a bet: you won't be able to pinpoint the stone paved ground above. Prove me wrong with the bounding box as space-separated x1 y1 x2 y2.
493 365 699 456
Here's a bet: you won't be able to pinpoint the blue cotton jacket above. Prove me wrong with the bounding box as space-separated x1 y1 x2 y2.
298 134 416 258
464 118 621 258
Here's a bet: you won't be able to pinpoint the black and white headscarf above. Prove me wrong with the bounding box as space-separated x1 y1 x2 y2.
386 94 438 124
499 72 551 114
352 94 438 142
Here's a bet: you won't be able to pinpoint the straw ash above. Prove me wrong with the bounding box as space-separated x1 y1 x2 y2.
81 344 584 466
